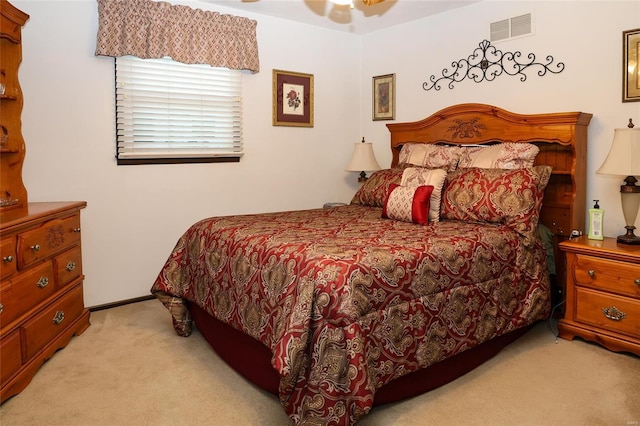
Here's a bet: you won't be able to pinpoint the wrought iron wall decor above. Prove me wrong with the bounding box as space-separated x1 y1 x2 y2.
423 39 565 91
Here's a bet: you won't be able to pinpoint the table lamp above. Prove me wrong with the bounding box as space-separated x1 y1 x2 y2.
596 119 640 244
345 137 381 183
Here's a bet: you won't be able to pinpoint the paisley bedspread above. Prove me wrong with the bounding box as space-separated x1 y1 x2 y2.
151 204 550 425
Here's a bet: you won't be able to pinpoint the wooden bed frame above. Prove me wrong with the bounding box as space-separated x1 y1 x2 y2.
190 103 592 408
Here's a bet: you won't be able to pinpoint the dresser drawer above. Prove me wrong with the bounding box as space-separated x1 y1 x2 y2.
22 284 84 360
0 329 22 383
1 237 17 280
0 261 55 326
574 254 640 298
16 214 81 270
54 245 82 288
575 287 640 339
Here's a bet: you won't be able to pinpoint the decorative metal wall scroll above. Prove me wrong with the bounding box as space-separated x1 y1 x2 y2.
423 39 565 91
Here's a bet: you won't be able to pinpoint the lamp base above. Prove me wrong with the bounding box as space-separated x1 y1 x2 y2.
617 226 640 245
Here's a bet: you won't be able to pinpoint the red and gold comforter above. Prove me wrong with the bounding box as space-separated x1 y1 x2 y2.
151 204 550 425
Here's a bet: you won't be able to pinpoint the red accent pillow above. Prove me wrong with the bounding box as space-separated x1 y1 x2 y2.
382 184 434 225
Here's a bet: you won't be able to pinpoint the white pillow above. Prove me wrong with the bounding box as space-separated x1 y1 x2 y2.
400 167 447 222
458 143 539 169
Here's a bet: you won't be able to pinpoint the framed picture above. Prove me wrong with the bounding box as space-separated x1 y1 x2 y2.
372 73 395 121
623 28 640 102
272 69 314 127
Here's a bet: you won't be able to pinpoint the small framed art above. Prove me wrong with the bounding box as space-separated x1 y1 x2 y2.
272 69 314 127
623 28 640 102
372 73 395 121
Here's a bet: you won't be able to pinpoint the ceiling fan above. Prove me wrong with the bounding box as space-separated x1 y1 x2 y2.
330 0 386 8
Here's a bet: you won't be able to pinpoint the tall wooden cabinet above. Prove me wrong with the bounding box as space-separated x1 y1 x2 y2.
0 1 90 403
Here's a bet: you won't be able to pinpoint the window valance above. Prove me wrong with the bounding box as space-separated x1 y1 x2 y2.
95 0 260 73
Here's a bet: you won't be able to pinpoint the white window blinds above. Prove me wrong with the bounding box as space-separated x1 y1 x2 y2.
115 56 243 164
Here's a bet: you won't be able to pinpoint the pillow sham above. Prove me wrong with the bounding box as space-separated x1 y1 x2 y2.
398 143 462 172
441 166 552 246
350 168 403 207
401 167 448 223
382 184 434 225
457 143 539 169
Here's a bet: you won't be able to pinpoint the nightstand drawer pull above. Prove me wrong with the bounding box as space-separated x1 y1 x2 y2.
52 310 65 325
635 278 640 287
3 255 14 263
36 276 49 288
601 306 626 322
587 269 595 277
31 244 41 252
65 261 76 272
0 303 3 313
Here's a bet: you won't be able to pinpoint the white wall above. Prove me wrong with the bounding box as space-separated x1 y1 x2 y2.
12 0 640 306
360 0 640 238
14 0 361 307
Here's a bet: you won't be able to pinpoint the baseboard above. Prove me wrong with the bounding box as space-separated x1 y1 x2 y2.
88 295 156 312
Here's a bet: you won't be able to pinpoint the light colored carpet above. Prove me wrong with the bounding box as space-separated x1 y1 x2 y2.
1 300 638 426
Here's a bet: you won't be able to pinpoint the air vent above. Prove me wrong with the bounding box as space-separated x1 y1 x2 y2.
490 13 533 42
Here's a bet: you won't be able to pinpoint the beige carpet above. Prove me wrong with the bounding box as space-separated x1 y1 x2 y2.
1 300 638 426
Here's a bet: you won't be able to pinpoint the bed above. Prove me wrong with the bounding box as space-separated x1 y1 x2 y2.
151 103 592 425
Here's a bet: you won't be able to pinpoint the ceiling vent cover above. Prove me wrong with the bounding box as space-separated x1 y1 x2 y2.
490 13 533 42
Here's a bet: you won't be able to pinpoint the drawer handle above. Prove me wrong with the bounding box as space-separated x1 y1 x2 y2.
66 261 76 272
73 227 81 233
37 276 50 288
0 303 3 314
52 310 65 325
587 269 595 277
2 255 14 263
601 306 626 322
635 278 640 287
31 244 41 252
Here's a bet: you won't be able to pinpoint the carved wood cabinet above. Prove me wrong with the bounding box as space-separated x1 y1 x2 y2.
0 202 90 403
558 236 640 356
0 2 90 403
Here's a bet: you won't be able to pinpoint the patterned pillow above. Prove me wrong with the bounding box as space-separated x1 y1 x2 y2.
398 143 462 172
441 166 552 246
350 168 403 207
458 143 539 169
401 167 448 223
382 184 434 225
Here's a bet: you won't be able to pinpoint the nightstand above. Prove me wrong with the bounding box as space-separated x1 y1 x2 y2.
558 236 639 356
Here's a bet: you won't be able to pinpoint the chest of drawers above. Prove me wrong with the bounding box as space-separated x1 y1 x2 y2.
0 202 90 403
558 236 640 356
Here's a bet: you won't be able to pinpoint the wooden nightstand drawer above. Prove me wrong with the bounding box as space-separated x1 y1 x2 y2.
575 287 640 339
0 237 17 280
0 261 55 326
54 245 82 288
574 254 640 298
16 214 81 270
0 330 22 383
22 284 84 360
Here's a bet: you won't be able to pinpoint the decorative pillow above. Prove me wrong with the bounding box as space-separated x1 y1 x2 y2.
350 168 403 207
441 166 552 246
398 143 462 172
382 184 434 225
458 143 539 169
401 167 448 223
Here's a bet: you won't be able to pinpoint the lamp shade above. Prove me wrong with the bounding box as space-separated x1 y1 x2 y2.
596 128 640 176
345 142 381 172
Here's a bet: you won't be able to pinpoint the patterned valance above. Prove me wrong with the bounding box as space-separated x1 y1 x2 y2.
95 0 260 73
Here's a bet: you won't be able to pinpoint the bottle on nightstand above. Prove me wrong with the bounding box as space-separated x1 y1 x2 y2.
588 200 604 240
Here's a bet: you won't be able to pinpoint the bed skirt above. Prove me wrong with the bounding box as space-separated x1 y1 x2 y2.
189 302 532 407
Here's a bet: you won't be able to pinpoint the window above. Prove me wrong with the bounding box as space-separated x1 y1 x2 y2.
115 56 243 165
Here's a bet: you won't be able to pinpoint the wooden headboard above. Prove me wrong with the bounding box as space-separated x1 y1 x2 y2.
386 103 593 283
